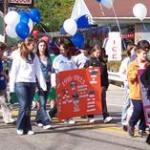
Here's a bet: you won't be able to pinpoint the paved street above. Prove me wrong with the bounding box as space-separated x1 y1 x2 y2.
0 85 149 150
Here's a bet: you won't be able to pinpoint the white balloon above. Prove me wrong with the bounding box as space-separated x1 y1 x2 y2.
133 3 147 21
63 18 77 36
101 0 114 9
4 11 20 26
5 25 18 38
28 19 34 33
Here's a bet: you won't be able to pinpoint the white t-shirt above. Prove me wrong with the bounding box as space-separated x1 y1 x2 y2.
9 51 47 92
72 53 89 69
53 54 77 73
119 57 130 86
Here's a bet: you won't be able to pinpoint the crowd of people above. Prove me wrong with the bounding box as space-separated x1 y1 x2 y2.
0 36 150 144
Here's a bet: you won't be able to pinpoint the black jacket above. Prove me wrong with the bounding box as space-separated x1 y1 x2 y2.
84 57 109 88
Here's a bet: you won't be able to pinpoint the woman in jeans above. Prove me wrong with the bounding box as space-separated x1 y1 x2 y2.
9 38 47 135
35 39 52 129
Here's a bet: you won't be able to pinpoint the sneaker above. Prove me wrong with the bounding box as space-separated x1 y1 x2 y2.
27 130 34 135
104 116 112 123
138 130 147 137
43 124 52 130
37 123 43 127
17 130 23 135
128 126 134 137
122 125 128 132
64 119 76 125
88 118 96 123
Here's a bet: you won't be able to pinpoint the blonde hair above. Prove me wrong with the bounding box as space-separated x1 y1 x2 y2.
20 37 34 59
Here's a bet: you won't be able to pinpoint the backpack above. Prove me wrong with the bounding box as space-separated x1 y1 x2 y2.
0 74 6 90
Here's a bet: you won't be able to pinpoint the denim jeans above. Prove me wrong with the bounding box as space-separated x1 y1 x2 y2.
36 82 50 125
121 85 131 125
15 82 36 132
129 100 146 131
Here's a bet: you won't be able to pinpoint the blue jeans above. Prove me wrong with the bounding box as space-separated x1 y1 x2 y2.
36 82 50 125
15 82 36 132
121 86 131 125
129 100 146 131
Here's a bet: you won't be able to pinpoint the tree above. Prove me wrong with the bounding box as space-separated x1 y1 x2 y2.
34 0 74 32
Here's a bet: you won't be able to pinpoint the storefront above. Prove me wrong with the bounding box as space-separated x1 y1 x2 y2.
71 0 150 45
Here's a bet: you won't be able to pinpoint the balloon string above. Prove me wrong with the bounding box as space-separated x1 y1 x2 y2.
98 3 111 32
142 22 148 32
111 4 121 33
39 23 47 34
99 3 105 16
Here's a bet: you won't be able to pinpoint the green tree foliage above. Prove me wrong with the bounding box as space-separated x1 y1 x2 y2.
34 0 74 32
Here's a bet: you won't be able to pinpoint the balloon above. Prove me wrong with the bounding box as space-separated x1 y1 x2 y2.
32 30 39 39
29 8 41 23
41 36 49 44
16 22 30 39
63 18 77 36
96 0 102 2
133 3 147 21
76 15 90 28
28 19 34 33
5 25 18 38
70 32 84 49
101 0 114 9
4 11 20 26
60 26 67 35
19 11 30 24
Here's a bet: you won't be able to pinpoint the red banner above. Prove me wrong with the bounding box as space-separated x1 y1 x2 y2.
56 67 102 120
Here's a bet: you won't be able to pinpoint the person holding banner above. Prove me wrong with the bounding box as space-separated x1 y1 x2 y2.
84 44 112 123
127 40 149 137
9 38 47 135
53 39 77 124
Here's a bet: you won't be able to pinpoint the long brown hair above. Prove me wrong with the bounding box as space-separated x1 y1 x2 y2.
36 39 49 57
20 37 34 59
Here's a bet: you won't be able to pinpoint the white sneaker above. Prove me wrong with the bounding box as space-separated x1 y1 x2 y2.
37 123 43 127
17 130 23 135
104 116 112 123
43 124 52 130
27 130 34 135
88 118 96 123
64 119 76 125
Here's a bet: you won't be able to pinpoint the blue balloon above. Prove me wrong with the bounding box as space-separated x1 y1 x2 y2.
16 22 29 39
70 32 84 49
76 15 90 28
60 26 67 35
19 11 30 24
96 0 102 2
29 8 41 23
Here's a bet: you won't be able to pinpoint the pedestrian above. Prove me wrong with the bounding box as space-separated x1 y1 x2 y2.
35 39 52 129
9 37 47 135
0 42 14 124
127 40 149 137
84 44 112 123
119 43 135 131
52 39 77 124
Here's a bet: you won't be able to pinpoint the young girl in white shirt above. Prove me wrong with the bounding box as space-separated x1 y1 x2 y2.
9 38 47 135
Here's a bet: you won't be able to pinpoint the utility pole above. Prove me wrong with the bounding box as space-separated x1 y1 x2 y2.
3 0 8 43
